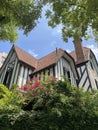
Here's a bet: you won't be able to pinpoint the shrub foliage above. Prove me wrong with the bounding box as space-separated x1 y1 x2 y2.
0 77 98 130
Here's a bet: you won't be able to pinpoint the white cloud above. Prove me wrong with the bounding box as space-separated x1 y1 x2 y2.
86 44 98 60
28 49 38 58
66 49 71 53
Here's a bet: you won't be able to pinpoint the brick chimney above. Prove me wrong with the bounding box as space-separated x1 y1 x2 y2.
73 39 85 64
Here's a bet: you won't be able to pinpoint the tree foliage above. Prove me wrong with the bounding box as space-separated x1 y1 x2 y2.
42 0 98 42
0 0 42 42
1 0 98 43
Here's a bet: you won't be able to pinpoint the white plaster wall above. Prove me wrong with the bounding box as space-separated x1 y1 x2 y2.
84 79 89 91
87 67 98 90
17 65 24 87
79 71 87 88
55 57 77 85
86 53 98 89
81 65 85 73
89 53 98 76
77 67 81 78
22 67 28 85
55 64 58 79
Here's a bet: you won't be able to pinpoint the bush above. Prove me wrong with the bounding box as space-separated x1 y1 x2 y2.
0 84 23 113
0 114 11 130
1 78 98 130
0 84 10 99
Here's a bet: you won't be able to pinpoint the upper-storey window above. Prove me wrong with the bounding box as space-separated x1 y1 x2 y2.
67 71 71 81
63 67 70 81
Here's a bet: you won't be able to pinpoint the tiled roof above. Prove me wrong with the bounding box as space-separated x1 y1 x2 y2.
13 46 76 73
13 46 65 70
70 47 90 64
14 45 37 68
14 45 88 73
34 48 65 73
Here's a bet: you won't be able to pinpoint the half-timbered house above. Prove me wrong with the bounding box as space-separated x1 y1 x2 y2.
0 40 98 90
0 45 78 89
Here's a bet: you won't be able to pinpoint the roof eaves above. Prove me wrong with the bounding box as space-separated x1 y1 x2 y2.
33 63 56 74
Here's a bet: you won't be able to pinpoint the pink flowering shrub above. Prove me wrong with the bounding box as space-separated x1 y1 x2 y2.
19 76 57 100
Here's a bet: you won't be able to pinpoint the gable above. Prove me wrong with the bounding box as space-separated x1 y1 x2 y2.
61 52 78 79
32 48 78 79
0 47 17 76
13 45 37 68
33 49 65 73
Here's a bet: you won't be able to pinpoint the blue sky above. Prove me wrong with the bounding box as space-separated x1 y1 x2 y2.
0 11 98 60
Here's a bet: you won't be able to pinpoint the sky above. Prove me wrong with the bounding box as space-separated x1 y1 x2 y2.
0 11 98 60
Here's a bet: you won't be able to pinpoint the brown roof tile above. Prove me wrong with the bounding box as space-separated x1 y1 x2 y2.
13 45 84 73
14 45 37 68
34 48 65 73
70 47 90 64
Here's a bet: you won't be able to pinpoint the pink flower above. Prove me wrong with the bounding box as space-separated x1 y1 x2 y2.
35 82 40 87
23 84 29 91
31 82 40 90
50 76 56 83
31 85 36 89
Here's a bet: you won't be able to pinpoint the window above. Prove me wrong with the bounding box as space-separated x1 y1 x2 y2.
63 67 71 81
95 80 98 89
67 71 71 81
48 69 50 76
